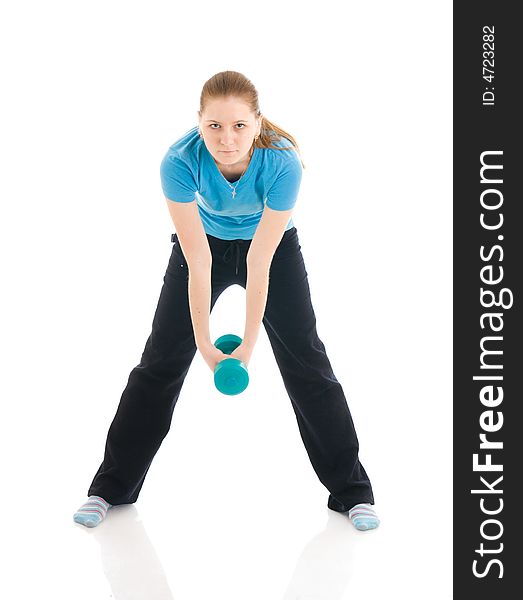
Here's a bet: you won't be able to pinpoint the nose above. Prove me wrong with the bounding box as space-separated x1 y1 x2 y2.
220 129 236 147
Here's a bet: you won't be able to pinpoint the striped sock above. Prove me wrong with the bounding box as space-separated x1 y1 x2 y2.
348 503 380 531
73 495 112 528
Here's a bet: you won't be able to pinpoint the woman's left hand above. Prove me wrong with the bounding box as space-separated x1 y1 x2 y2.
229 342 254 368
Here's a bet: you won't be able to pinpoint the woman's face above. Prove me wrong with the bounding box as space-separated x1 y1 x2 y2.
198 96 261 169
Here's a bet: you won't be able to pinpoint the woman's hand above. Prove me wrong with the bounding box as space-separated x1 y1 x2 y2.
198 340 255 373
229 342 254 368
199 342 229 373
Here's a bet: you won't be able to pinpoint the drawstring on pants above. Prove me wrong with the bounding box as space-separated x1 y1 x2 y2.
171 233 245 277
222 240 244 276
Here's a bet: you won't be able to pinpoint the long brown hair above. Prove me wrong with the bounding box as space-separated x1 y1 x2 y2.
199 70 306 169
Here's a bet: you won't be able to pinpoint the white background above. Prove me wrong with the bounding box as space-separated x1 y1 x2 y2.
0 1 452 598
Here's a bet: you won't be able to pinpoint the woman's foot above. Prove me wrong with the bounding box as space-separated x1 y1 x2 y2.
348 503 380 531
73 495 112 528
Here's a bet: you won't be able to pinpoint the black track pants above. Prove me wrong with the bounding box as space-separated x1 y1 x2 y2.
88 227 375 511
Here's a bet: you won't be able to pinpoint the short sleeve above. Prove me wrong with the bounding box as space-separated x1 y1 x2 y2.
160 153 197 203
265 151 302 211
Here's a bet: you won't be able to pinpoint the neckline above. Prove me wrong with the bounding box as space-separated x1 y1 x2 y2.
202 143 260 195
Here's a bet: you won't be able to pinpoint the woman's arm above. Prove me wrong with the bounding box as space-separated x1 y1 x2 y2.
233 206 293 364
165 199 227 370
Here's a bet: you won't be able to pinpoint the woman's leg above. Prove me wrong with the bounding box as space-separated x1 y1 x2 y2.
259 228 374 510
87 239 229 505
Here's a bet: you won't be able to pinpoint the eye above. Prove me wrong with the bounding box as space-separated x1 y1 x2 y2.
208 123 246 129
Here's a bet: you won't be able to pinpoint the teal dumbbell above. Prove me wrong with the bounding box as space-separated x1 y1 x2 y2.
213 334 249 396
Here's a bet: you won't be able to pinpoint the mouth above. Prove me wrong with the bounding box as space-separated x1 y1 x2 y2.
219 150 237 154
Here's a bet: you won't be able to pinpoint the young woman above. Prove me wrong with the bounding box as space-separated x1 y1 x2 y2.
73 71 379 531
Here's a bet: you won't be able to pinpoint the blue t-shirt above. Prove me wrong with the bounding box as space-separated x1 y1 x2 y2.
160 126 302 240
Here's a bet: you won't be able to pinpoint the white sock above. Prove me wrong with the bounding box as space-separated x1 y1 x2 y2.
73 495 112 528
348 503 380 531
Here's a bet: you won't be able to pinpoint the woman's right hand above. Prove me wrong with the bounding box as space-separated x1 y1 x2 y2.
198 342 229 373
